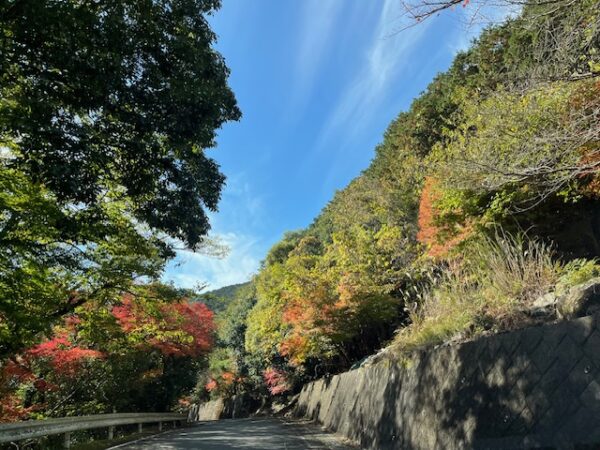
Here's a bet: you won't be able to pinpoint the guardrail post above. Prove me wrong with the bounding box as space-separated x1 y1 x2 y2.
63 431 71 449
158 421 162 432
138 423 143 433
173 420 177 428
108 426 114 440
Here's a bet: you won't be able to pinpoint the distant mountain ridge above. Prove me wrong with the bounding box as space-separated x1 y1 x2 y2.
195 281 252 313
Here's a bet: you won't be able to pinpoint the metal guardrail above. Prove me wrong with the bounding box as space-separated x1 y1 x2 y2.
0 412 186 448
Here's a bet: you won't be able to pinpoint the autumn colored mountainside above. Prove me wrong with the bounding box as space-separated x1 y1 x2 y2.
195 0 600 403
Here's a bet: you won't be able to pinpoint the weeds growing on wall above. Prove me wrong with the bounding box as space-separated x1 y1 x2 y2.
393 233 600 354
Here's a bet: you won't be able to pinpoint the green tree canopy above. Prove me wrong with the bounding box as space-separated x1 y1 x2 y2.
0 0 240 248
0 0 239 357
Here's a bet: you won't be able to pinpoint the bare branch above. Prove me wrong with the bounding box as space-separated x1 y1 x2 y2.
398 0 574 28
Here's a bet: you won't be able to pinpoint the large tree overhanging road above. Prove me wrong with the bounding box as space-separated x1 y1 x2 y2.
112 417 355 450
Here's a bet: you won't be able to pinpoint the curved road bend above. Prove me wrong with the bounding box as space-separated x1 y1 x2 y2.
112 417 355 450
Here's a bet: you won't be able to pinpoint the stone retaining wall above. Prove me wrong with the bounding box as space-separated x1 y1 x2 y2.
295 315 600 449
187 398 224 421
188 395 253 422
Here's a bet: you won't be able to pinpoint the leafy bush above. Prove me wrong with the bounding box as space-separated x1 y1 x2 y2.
557 259 600 294
431 79 600 218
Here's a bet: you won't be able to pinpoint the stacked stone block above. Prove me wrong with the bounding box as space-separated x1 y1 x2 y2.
295 314 600 449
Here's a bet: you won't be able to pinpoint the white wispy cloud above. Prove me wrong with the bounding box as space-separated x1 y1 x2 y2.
166 231 261 291
322 0 429 141
216 173 266 231
285 0 344 119
163 174 266 291
303 0 431 190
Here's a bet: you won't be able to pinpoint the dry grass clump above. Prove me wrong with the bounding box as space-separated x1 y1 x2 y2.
393 232 565 354
470 233 561 307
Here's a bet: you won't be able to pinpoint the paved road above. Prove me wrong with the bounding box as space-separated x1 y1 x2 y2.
112 417 354 450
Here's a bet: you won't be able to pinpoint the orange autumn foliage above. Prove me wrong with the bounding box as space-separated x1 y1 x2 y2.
278 334 310 365
205 378 218 392
417 177 472 258
0 394 38 422
279 285 341 366
221 371 235 384
281 300 312 325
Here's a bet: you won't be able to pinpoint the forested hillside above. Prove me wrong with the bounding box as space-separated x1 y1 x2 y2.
198 0 600 401
196 282 252 313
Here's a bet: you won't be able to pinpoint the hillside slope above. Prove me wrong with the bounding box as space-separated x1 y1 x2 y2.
196 282 253 313
196 0 600 402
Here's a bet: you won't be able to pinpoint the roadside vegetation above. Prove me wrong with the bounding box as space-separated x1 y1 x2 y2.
197 0 600 403
0 0 238 425
394 234 600 354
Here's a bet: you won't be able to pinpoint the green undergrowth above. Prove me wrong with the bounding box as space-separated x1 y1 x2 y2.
70 432 151 450
49 424 173 450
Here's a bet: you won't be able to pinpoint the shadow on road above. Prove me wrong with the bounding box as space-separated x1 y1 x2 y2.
112 417 355 450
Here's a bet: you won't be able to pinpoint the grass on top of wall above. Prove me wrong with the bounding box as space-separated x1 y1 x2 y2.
392 233 600 355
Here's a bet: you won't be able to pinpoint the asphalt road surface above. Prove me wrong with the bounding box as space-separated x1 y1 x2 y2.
111 417 354 450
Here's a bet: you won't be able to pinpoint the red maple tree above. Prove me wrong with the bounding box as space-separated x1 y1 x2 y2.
263 367 290 395
113 296 215 357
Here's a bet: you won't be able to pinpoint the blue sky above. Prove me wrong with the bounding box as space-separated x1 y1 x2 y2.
163 0 497 291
